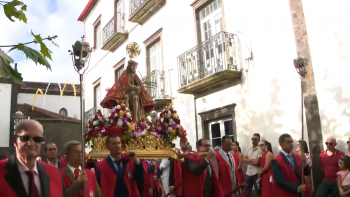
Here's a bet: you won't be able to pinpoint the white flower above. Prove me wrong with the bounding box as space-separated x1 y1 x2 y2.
114 113 119 117
127 122 131 126
116 105 121 109
169 119 174 125
141 131 147 136
93 121 98 126
88 128 91 131
168 127 173 132
110 120 114 123
101 129 105 133
112 106 117 112
168 111 171 116
121 103 126 107
161 118 164 122
104 117 109 122
126 112 131 118
117 120 123 126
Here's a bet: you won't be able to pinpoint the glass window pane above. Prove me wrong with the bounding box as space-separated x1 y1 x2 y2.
211 123 221 138
212 138 221 148
224 120 233 135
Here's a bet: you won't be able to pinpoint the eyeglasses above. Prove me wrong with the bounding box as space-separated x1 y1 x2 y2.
339 161 344 165
258 144 264 147
16 135 44 143
251 138 259 141
325 142 335 146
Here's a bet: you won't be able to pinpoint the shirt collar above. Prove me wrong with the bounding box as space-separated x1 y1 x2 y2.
109 154 121 161
47 158 57 166
16 155 39 175
68 164 81 172
324 149 338 154
281 150 292 157
252 146 259 151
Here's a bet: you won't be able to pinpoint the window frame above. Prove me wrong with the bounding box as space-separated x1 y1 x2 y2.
113 58 126 83
144 28 163 74
93 78 102 113
59 108 68 117
93 15 102 49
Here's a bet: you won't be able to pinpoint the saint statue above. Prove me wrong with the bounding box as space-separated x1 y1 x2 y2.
100 60 154 120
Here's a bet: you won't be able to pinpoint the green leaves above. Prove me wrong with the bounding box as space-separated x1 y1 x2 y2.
0 48 24 85
3 0 27 23
31 31 53 61
9 44 51 70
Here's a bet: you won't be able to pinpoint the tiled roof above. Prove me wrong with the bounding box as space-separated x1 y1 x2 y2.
19 81 81 96
77 0 97 22
20 103 80 122
31 118 80 123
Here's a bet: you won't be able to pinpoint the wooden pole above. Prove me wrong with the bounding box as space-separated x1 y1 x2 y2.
288 0 324 193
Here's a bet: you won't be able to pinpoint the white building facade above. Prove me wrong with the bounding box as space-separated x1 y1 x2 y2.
79 0 350 154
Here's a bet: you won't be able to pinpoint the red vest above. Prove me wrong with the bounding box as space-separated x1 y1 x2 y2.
62 168 97 197
215 152 239 196
96 157 140 197
0 159 63 197
143 160 160 197
272 152 312 197
183 154 224 197
173 160 183 196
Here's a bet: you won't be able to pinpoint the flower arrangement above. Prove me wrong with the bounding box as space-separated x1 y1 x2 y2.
85 101 187 149
158 103 187 144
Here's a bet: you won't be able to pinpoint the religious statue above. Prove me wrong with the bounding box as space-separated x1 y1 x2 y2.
100 60 154 120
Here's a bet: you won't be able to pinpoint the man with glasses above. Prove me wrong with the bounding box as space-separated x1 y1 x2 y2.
316 136 344 197
43 142 62 170
242 133 262 197
183 138 223 197
0 120 65 197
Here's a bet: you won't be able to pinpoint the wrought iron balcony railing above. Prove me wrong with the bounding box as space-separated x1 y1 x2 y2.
130 0 146 16
84 107 95 127
142 70 169 100
177 31 242 88
102 12 125 45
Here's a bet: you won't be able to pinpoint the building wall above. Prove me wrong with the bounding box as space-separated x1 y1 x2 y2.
17 93 81 119
82 0 350 153
0 83 12 147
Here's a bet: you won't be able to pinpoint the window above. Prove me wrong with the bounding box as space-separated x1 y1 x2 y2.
209 118 234 148
147 40 162 73
94 82 101 112
115 0 124 32
94 21 101 48
199 0 222 42
59 108 68 116
115 66 124 81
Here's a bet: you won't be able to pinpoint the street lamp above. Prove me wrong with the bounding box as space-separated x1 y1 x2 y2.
293 56 308 197
69 36 93 193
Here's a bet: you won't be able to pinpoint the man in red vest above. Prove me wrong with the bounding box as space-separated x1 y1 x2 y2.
169 140 188 197
272 133 312 197
213 136 238 197
95 135 143 197
183 138 224 197
0 120 65 197
61 140 102 197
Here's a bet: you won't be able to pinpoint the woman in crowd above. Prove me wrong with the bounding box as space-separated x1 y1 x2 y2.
296 140 313 191
338 155 350 197
256 140 273 197
232 141 245 195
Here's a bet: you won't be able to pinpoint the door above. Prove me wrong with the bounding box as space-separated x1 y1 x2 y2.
209 118 234 148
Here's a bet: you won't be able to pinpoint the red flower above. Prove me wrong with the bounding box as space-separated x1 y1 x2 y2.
121 106 126 111
91 131 98 137
110 127 122 136
127 118 132 122
111 122 116 127
94 115 98 119
164 118 169 124
111 112 115 118
174 119 180 124
123 113 127 118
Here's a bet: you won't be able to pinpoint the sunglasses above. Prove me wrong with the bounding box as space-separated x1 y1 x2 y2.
251 138 259 141
16 135 44 143
258 144 264 147
325 142 335 146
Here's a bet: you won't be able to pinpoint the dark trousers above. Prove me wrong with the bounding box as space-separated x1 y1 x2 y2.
315 181 339 197
245 174 260 191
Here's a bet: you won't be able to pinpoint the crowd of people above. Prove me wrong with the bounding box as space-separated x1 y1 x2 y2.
1 119 350 197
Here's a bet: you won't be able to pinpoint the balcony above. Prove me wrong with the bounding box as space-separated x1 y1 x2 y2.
142 70 171 111
177 32 242 95
101 13 128 51
84 107 95 127
129 0 166 25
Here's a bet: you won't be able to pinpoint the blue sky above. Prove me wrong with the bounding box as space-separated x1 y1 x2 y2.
0 0 88 84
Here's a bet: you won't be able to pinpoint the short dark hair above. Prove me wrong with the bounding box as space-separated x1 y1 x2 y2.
253 133 260 139
105 135 120 145
221 136 233 144
279 133 291 144
197 138 208 146
44 142 56 152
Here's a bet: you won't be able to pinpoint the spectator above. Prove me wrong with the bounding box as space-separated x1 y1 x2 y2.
256 140 273 197
316 136 345 197
43 142 61 170
337 155 350 197
242 133 262 197
232 141 245 189
296 140 313 191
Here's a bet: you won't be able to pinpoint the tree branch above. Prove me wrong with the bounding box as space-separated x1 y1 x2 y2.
0 37 54 47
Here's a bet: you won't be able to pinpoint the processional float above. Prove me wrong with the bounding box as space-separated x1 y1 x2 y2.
86 42 187 160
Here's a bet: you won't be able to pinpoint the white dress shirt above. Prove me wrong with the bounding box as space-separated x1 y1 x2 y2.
68 164 81 177
16 156 42 197
160 159 170 178
47 159 58 168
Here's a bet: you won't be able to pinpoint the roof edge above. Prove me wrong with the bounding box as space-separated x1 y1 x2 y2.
77 0 97 22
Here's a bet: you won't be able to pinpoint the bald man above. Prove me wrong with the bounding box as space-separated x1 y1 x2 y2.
315 136 345 197
0 120 66 197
